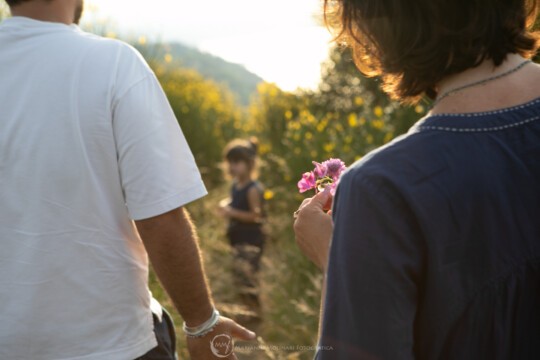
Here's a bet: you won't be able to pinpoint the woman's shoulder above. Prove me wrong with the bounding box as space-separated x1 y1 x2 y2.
345 97 540 190
340 127 452 194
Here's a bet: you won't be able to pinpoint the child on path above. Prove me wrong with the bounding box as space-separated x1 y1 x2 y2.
219 138 266 312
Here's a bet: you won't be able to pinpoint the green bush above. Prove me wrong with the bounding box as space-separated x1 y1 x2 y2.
152 62 244 186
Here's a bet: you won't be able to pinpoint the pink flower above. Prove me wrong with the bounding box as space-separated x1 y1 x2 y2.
322 158 346 180
312 161 327 178
297 171 316 193
298 158 348 195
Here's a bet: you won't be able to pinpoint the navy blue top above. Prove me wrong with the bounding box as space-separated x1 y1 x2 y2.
318 99 540 359
228 181 264 234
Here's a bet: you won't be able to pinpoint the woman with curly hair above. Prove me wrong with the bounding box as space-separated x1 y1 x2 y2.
294 0 540 358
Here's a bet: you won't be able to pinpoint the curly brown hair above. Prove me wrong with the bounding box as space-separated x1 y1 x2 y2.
325 0 540 103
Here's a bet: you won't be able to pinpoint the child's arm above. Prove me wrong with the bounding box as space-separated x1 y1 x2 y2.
221 186 262 223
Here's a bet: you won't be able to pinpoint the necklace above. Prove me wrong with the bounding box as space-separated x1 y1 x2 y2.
433 59 532 107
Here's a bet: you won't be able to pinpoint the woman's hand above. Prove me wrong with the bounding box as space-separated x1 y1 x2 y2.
186 316 256 359
293 189 334 271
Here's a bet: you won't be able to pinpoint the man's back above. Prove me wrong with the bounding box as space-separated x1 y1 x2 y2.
0 17 206 359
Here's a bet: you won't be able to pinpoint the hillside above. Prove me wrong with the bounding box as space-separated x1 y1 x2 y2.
144 42 264 106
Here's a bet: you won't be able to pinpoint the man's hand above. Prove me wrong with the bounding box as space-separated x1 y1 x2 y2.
186 316 256 359
293 189 334 271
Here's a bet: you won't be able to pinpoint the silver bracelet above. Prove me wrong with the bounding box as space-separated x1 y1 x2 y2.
183 308 220 338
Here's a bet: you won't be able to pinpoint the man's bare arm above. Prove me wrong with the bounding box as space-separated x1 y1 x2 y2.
136 206 256 359
135 207 213 326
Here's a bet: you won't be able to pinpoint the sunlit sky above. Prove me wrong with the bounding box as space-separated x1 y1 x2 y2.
84 0 333 91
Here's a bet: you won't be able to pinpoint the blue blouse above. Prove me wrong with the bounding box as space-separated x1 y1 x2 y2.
317 99 540 359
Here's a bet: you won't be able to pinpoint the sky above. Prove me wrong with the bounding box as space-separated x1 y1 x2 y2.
84 0 333 91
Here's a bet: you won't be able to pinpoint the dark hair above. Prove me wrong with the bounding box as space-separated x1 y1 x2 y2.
324 0 540 103
6 0 36 6
223 137 259 168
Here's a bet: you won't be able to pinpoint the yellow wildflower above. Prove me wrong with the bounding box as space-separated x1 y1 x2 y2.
324 143 335 153
285 110 293 120
354 97 364 106
348 113 358 127
366 134 374 144
263 190 275 201
371 120 385 130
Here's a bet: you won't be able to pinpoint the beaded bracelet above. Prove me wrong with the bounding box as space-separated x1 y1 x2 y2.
183 308 221 338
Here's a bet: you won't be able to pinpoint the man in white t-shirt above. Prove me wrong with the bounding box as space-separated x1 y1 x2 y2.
0 1 256 359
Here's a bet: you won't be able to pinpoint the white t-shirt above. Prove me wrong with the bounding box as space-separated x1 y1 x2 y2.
0 17 207 360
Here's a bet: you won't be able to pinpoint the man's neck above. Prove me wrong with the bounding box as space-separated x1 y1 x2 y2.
10 2 74 25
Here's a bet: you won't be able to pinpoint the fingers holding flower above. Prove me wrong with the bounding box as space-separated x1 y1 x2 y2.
294 158 346 270
294 189 334 271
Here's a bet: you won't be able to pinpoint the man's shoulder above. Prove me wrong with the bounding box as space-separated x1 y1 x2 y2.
73 30 145 63
71 30 153 83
